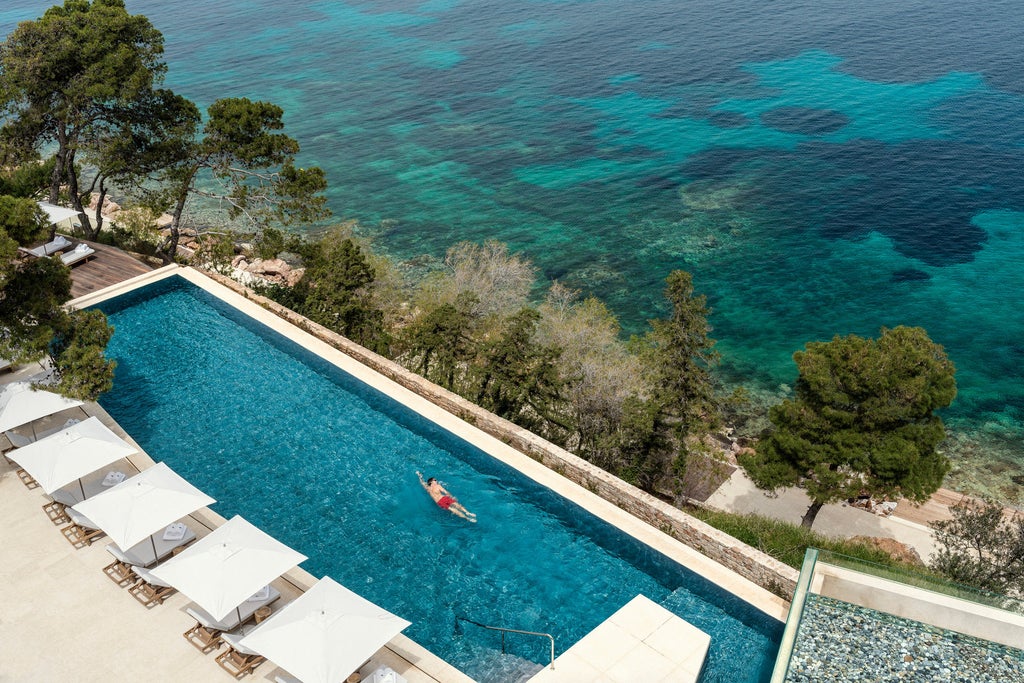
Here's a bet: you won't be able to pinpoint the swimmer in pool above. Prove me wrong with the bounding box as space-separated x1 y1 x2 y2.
417 471 477 522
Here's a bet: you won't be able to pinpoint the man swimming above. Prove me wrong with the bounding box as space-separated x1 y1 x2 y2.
417 471 477 522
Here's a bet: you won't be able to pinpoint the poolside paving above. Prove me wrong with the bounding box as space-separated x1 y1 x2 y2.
0 394 461 683
528 596 710 683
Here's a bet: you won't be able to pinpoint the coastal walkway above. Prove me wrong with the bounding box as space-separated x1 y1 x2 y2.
704 469 967 562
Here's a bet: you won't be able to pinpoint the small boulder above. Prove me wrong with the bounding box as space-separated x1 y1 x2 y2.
285 267 305 287
258 258 289 277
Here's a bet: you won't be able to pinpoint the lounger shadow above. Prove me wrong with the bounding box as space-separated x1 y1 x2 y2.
183 586 281 653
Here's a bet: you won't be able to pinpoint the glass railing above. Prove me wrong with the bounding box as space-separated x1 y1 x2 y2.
769 548 818 683
815 549 1024 616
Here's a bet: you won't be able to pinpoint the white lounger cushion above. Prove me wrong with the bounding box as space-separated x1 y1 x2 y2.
220 632 261 655
5 431 33 449
21 235 72 257
60 244 95 266
5 418 81 450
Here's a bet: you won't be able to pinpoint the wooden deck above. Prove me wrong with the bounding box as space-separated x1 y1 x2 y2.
67 239 157 299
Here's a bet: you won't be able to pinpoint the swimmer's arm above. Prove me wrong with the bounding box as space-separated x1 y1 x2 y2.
415 471 428 490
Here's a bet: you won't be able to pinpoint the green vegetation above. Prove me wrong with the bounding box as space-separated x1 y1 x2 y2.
0 139 115 399
687 506 919 571
930 498 1024 595
741 326 957 527
145 96 329 261
234 227 723 495
283 228 383 349
0 195 116 399
0 0 167 236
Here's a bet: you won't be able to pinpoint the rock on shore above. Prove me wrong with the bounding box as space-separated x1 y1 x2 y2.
230 255 304 287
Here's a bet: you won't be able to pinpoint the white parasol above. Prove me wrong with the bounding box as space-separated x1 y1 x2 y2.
240 577 411 683
150 515 307 622
8 416 137 496
71 462 215 555
0 382 83 433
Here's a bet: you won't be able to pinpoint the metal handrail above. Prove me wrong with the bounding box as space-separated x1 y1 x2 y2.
455 616 556 670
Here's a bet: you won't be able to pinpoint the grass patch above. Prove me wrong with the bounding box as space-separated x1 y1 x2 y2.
685 506 916 570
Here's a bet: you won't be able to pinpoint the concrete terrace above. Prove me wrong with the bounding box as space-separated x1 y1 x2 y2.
2 260 786 682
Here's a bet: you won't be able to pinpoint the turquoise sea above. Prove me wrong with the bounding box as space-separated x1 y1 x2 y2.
5 1 1024 499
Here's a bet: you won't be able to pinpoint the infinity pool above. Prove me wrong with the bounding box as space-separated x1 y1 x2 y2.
95 275 781 682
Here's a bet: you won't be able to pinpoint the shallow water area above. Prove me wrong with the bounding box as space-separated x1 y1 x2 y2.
95 277 781 683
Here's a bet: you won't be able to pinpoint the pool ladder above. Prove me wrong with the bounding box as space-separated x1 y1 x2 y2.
454 615 556 670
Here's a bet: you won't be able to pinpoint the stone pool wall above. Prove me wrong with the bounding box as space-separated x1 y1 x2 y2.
200 268 799 599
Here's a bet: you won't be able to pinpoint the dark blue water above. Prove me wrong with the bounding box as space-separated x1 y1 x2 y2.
7 0 1024 494
95 276 782 683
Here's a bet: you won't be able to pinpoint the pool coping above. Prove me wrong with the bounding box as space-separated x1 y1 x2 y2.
73 265 790 670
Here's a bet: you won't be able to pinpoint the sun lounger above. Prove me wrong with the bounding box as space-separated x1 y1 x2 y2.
19 234 73 258
60 243 95 267
4 431 33 450
183 586 281 653
41 466 120 525
216 632 267 678
61 508 106 548
128 565 177 608
103 525 197 586
42 487 81 525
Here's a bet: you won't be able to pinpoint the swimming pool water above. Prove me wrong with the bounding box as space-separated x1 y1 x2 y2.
96 276 781 683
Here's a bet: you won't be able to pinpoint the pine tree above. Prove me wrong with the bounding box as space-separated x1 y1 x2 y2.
742 326 956 528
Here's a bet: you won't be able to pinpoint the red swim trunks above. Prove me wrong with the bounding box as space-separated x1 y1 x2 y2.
437 495 455 510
